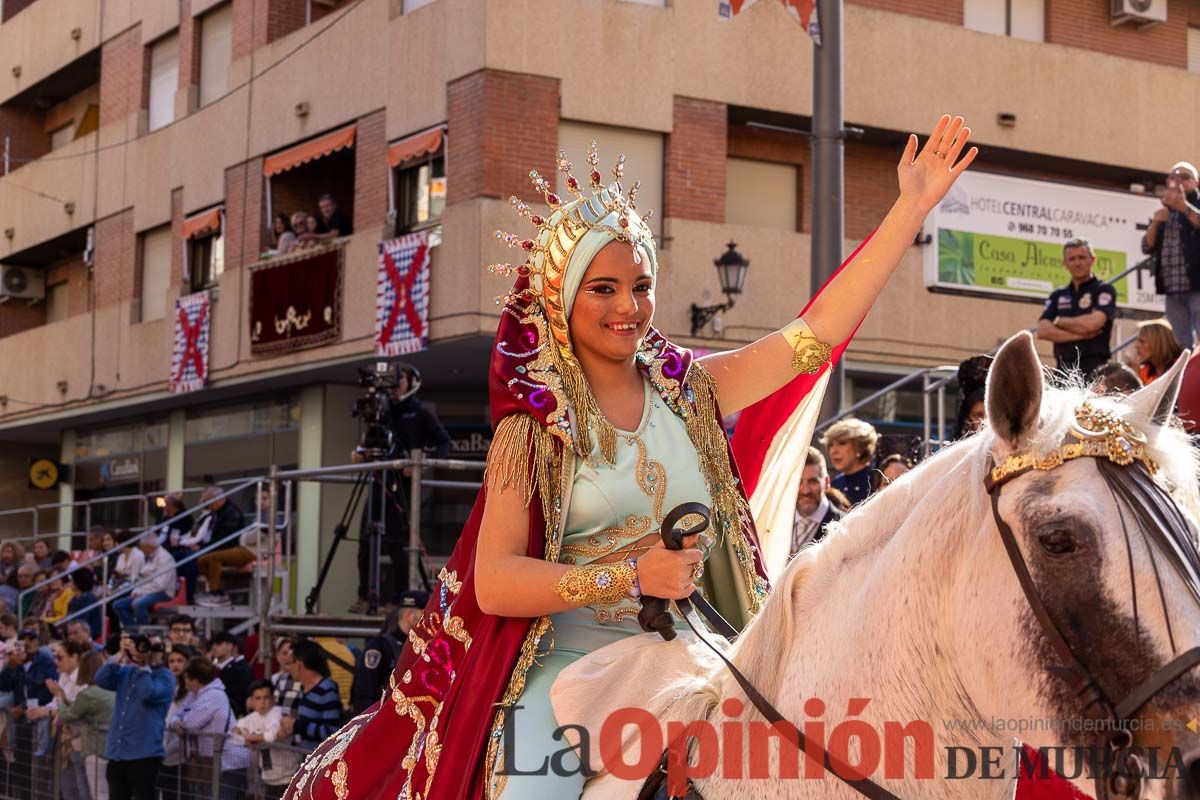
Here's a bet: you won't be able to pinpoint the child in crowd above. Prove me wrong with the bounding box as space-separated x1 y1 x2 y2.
234 679 299 799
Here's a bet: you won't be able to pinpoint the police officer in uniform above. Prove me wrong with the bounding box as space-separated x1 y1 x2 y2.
1036 237 1117 377
351 590 429 713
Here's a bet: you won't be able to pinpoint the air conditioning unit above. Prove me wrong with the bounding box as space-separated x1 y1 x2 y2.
1111 0 1166 27
0 265 46 300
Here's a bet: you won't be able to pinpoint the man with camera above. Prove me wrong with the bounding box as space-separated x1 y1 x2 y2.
1142 161 1200 349
95 632 174 800
348 365 451 613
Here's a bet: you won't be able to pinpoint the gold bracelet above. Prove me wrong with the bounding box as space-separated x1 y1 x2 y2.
554 561 637 607
781 318 833 375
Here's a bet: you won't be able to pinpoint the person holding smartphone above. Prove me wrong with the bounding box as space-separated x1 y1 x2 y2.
1142 162 1200 349
94 633 175 800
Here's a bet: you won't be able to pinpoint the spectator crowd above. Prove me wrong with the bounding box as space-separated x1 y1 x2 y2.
0 601 424 800
263 195 353 259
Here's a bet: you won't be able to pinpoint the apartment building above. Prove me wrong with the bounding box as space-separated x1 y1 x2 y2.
0 0 1195 610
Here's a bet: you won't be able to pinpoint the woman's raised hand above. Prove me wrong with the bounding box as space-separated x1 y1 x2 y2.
898 115 978 213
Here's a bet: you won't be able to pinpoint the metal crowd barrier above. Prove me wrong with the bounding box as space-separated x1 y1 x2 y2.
0 719 315 800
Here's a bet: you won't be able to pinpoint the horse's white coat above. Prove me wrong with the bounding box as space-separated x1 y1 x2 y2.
561 338 1200 799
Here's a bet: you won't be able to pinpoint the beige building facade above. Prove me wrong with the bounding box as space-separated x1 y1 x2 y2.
0 0 1196 608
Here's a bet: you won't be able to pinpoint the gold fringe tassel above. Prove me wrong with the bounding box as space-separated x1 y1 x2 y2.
684 363 768 614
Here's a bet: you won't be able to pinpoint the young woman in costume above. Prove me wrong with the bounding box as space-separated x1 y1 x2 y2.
285 115 977 800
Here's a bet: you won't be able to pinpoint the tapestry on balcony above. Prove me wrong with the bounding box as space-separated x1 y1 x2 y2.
169 290 211 394
375 229 432 357
249 243 344 355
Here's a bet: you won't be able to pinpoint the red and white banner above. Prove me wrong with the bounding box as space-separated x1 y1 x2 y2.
376 231 432 357
718 0 821 44
169 290 211 394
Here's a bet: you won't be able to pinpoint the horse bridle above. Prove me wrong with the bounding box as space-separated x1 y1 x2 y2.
984 403 1200 799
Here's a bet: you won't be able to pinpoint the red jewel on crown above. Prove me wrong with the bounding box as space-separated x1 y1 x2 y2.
530 215 545 226
521 240 535 251
590 170 602 186
546 193 561 206
566 176 579 191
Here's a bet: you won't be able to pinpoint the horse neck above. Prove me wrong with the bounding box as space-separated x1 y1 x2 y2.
723 444 1015 758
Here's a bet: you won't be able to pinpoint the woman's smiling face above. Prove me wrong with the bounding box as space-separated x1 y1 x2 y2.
567 241 655 364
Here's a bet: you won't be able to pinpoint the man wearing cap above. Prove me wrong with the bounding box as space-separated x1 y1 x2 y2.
350 590 428 713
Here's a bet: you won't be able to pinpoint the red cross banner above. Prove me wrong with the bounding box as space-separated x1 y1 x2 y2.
169 290 210 394
718 0 821 44
376 231 432 357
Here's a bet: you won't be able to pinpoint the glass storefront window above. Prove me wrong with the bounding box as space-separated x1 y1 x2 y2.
185 398 299 444
75 420 168 459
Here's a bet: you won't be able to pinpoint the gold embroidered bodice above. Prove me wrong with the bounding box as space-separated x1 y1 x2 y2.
559 378 714 623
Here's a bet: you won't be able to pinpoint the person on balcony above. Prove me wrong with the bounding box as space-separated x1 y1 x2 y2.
1036 237 1116 378
269 213 299 257
112 538 177 629
297 194 353 245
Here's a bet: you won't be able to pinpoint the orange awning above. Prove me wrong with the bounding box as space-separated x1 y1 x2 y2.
387 126 444 168
263 125 357 178
182 207 222 239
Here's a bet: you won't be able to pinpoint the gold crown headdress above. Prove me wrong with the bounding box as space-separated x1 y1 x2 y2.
488 140 657 363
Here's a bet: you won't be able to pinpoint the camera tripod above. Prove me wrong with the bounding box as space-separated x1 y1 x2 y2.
304 460 435 615
305 464 388 615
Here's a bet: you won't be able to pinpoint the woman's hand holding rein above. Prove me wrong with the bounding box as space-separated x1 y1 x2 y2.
633 541 703 600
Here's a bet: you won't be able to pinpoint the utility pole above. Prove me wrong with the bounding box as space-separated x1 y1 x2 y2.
811 0 845 419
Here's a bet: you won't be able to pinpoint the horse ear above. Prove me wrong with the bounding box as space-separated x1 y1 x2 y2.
1125 349 1191 426
986 331 1044 450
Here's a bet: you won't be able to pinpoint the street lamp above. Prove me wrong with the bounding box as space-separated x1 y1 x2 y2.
690 241 750 337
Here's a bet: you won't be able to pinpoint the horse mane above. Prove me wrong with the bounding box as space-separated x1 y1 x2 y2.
664 380 1200 728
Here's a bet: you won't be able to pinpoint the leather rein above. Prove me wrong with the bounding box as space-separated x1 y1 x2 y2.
636 503 902 800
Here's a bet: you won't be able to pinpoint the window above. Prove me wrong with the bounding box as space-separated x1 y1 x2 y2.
199 4 233 107
401 0 437 12
49 123 74 151
139 225 172 322
1189 27 1200 74
557 121 664 239
963 0 1044 42
726 158 798 230
45 281 69 323
394 157 446 233
148 34 179 132
189 232 224 292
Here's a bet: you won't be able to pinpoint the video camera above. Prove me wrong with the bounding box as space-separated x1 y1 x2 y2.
353 362 400 459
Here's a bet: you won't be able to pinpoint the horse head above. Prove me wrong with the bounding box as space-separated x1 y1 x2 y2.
974 331 1200 799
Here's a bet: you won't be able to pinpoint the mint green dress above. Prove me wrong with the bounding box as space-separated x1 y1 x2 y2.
492 379 714 799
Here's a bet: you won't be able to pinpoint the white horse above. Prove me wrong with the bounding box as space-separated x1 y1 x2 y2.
554 332 1200 800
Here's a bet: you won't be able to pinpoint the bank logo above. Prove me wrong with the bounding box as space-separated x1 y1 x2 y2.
940 187 970 215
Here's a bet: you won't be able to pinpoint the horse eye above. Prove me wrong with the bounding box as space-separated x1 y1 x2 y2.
1038 529 1077 556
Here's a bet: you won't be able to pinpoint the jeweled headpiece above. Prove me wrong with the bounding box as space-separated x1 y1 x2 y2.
988 403 1159 488
488 140 657 364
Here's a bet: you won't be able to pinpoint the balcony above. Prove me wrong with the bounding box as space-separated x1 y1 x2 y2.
0 0 99 105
